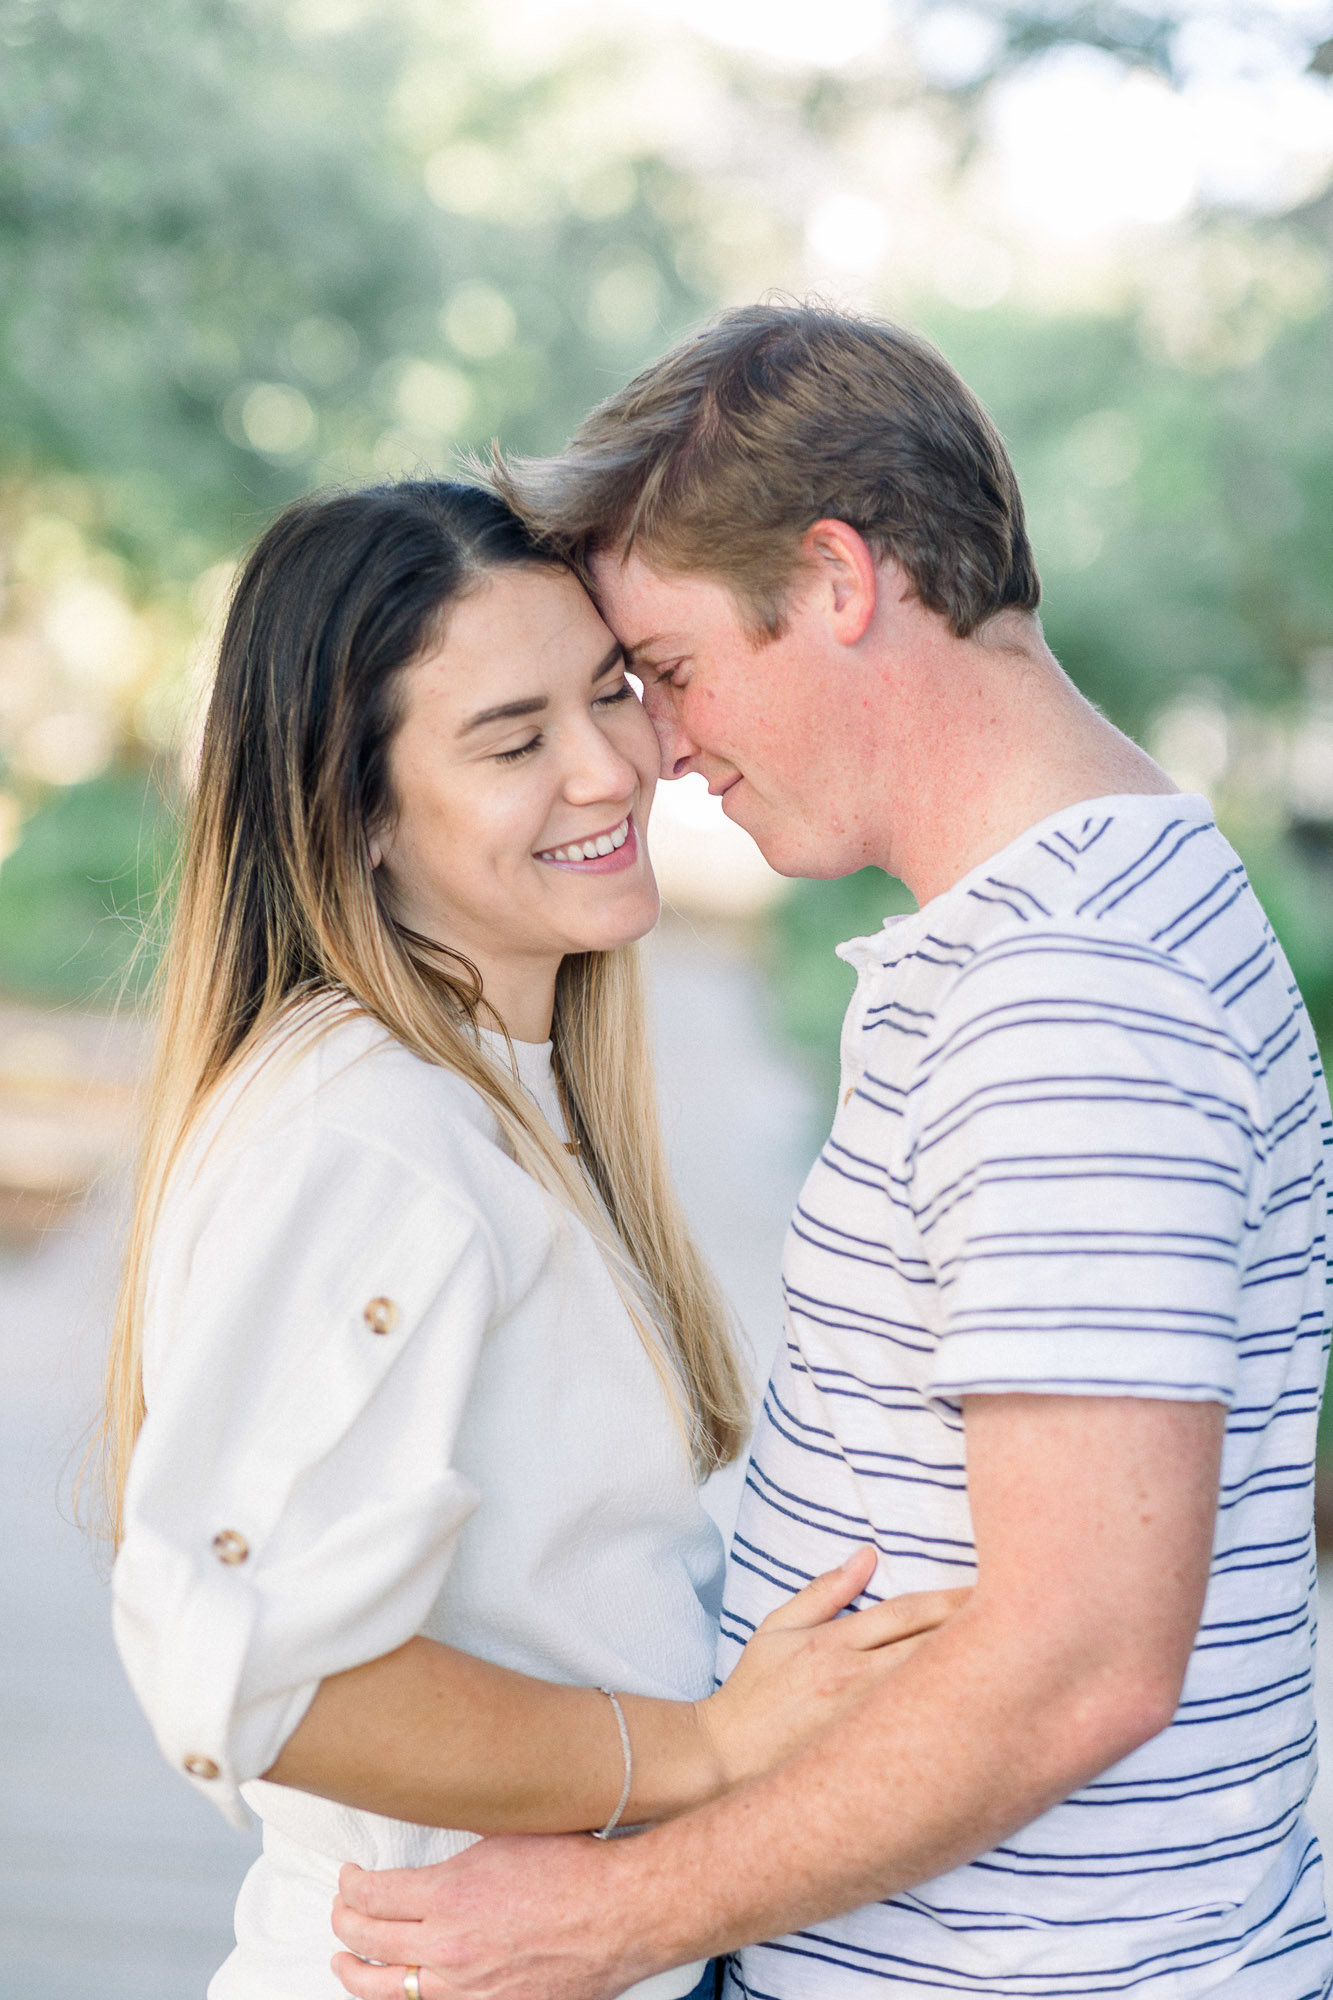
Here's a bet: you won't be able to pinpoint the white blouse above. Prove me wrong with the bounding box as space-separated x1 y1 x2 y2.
113 1007 723 2000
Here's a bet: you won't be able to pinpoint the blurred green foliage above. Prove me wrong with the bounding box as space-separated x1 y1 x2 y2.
0 0 711 587
934 297 1333 733
0 0 721 1001
0 766 172 1003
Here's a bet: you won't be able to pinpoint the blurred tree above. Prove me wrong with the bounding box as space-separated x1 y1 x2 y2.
0 0 724 997
0 0 711 589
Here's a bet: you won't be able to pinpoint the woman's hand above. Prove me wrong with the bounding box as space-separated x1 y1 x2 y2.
696 1548 969 1793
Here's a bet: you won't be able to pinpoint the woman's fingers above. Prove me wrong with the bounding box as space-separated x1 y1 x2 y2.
836 1587 973 1651
757 1545 878 1632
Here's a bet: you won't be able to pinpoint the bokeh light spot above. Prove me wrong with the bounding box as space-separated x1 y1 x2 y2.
225 383 317 457
442 283 518 360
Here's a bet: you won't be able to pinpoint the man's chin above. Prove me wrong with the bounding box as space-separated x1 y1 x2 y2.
728 807 859 883
731 819 815 882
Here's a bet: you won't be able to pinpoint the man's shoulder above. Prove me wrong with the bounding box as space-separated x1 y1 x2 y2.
955 791 1228 936
843 796 1277 1103
879 794 1249 992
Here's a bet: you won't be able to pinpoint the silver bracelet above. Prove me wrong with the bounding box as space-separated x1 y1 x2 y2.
592 1686 633 1839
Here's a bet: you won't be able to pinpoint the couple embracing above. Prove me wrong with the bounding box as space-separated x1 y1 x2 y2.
107 304 1332 2000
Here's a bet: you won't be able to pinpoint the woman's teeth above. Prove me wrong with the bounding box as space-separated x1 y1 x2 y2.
539 818 630 864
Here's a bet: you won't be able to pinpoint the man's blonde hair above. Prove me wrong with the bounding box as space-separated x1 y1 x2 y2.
494 301 1041 638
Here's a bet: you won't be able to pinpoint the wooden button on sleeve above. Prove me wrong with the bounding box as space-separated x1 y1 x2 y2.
362 1296 399 1336
183 1755 220 1780
211 1529 249 1565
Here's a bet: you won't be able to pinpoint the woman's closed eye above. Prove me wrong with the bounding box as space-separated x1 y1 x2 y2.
492 680 636 762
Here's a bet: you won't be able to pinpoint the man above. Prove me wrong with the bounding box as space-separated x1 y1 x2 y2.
331 305 1332 1998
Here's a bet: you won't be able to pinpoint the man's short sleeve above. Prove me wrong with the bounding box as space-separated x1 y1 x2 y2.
907 924 1259 1413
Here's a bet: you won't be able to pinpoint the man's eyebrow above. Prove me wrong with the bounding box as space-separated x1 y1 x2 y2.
456 643 626 737
620 637 671 674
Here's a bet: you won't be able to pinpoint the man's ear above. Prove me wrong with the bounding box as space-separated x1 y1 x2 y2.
800 519 878 645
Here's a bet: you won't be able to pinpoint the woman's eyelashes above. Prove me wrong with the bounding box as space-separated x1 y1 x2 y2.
492 683 635 762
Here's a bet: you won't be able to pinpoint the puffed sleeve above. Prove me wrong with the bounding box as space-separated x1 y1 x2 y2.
112 1119 496 1829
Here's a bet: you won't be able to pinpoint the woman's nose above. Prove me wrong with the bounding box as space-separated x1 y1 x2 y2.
562 724 639 806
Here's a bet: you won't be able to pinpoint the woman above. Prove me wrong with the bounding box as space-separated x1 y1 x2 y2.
104 482 954 2000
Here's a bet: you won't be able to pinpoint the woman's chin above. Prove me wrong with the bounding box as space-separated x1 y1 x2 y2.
563 879 661 955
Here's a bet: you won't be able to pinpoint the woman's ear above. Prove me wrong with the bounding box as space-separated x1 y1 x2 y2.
368 832 384 870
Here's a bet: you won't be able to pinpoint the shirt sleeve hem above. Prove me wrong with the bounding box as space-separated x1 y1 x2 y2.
928 1328 1237 1416
229 1675 322 1788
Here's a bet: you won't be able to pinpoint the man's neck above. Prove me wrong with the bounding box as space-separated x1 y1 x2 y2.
872 618 1176 909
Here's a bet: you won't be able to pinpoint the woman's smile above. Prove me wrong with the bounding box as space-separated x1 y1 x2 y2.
374 565 661 1038
535 814 636 871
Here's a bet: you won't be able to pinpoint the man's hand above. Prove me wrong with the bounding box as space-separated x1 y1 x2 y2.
331 1839 646 2000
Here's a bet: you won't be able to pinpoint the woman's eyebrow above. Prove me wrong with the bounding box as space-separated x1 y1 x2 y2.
457 694 547 738
591 640 626 682
456 644 625 738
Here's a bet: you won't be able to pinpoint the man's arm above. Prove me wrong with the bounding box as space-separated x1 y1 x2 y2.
331 1391 1223 2000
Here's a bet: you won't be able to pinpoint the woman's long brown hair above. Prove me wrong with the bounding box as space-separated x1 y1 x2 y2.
97 480 748 1546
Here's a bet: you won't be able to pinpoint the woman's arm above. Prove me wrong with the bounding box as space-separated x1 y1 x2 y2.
264 1553 968 1833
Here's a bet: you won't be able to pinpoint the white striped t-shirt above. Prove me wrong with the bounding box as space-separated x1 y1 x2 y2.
720 792 1332 2000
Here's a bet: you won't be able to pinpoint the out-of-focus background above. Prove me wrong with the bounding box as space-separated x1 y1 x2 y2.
4 0 1333 1988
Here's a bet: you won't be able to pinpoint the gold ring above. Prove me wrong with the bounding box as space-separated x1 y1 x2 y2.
403 1970 421 2000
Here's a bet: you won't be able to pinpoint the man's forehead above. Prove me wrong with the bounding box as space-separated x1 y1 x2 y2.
588 548 729 654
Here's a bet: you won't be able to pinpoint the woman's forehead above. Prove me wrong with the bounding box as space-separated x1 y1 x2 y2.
402 568 616 725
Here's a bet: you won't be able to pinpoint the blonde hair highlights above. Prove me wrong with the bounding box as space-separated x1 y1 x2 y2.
97 482 748 1546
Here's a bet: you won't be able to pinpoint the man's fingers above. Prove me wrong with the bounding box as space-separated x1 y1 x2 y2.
338 1861 434 1918
332 1951 440 2000
758 1545 879 1632
331 1898 426 1965
839 1587 972 1650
